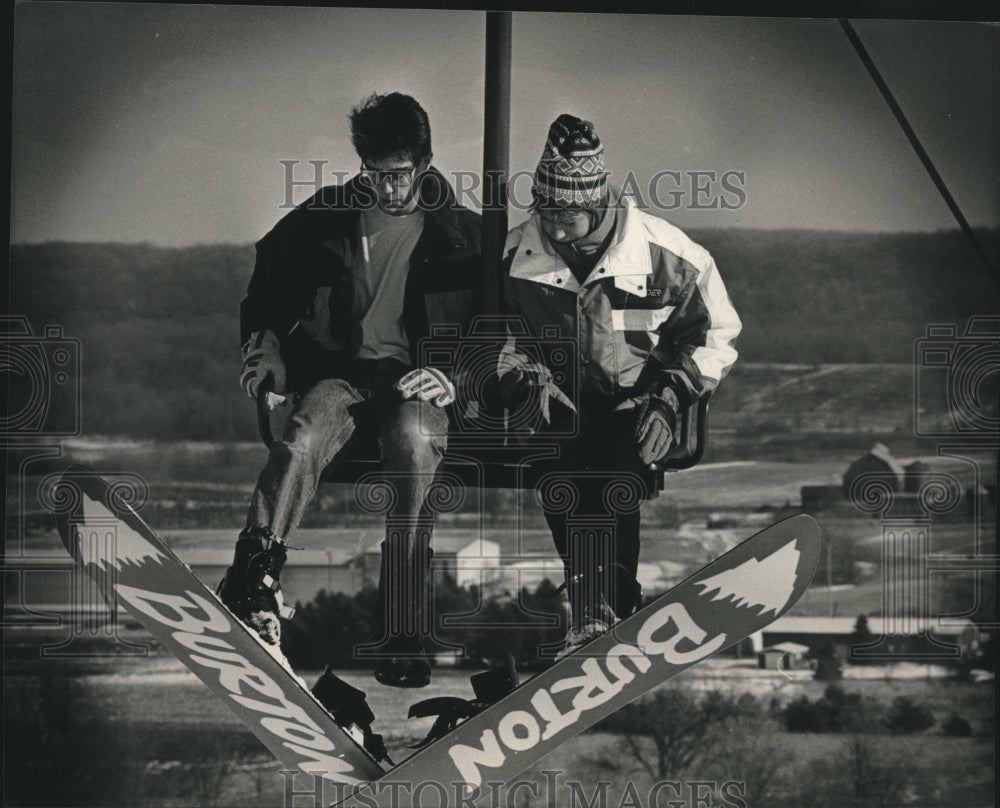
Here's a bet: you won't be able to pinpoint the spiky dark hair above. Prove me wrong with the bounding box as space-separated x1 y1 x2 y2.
349 92 432 165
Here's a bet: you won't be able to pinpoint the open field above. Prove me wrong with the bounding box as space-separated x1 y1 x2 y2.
3 647 993 807
5 363 996 806
13 655 988 742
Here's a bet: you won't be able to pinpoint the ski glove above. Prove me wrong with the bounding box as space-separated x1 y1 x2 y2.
498 364 576 432
240 330 286 400
395 367 456 407
634 389 679 464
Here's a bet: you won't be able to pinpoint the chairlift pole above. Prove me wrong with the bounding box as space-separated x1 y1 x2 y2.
483 11 512 315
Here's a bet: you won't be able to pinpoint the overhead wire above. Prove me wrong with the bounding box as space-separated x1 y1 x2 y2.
839 18 999 286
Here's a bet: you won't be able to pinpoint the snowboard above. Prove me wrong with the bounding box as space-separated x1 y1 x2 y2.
54 465 820 808
53 466 387 792
336 512 821 807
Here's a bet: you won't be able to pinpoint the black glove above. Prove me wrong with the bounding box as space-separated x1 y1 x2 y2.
634 392 679 464
498 367 538 408
498 364 576 432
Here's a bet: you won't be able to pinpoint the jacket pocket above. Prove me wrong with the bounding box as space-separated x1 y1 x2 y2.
610 306 676 332
612 274 649 295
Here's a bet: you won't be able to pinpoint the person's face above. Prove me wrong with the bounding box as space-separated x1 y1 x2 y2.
537 205 594 243
360 154 428 214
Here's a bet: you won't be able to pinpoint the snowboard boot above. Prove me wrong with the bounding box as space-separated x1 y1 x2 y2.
607 564 643 621
372 635 431 689
559 564 618 657
217 526 295 646
370 534 434 688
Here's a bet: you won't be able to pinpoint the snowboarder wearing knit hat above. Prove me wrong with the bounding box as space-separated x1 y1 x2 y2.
499 113 742 654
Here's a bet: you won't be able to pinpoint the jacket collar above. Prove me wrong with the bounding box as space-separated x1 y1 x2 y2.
509 194 650 292
508 216 581 292
596 195 652 281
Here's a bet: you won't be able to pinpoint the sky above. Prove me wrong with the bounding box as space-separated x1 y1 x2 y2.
10 4 1000 246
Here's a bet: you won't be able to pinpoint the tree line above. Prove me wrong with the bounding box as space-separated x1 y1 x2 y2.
9 230 999 440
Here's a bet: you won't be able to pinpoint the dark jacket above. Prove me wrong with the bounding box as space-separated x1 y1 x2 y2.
241 168 483 392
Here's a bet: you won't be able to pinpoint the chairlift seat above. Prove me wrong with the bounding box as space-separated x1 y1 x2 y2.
257 390 709 500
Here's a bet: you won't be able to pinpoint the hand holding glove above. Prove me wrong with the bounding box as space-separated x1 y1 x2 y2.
396 367 456 408
240 330 286 400
634 388 679 464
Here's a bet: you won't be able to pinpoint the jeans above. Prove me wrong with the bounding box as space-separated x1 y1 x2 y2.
247 360 450 540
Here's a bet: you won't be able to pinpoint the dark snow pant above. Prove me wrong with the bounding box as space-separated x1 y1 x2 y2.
534 404 648 618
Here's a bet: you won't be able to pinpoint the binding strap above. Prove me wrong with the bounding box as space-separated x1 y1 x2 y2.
261 574 296 620
407 653 519 749
311 666 394 765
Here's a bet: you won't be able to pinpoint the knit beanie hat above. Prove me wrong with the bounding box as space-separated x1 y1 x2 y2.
533 114 609 207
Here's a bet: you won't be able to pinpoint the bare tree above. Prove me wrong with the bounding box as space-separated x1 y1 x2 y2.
798 735 912 808
595 687 746 780
843 736 910 808
701 717 789 806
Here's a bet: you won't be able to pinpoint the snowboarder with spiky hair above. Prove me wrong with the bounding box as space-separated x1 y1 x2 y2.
221 92 482 688
499 114 742 654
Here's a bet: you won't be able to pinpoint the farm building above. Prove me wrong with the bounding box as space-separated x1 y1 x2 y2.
357 533 507 590
759 614 983 662
842 442 906 497
801 443 996 515
758 641 811 670
483 557 687 599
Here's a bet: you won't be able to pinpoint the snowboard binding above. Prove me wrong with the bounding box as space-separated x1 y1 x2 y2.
407 654 520 749
311 666 394 765
559 563 642 657
559 564 617 655
217 526 295 646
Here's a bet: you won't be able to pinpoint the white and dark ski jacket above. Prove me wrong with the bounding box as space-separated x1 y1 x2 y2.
502 196 741 410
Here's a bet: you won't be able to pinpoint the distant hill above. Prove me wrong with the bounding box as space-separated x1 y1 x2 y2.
8 230 998 440
9 242 254 440
691 227 999 365
712 363 922 432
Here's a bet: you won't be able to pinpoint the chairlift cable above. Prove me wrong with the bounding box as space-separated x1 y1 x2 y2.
839 18 998 285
